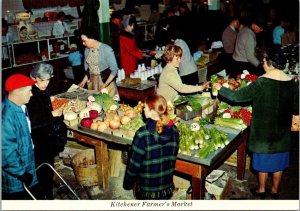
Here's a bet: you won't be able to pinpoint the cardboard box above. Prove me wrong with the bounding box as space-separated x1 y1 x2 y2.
59 140 90 159
175 103 202 121
225 150 251 170
205 170 229 200
173 175 190 189
198 66 207 83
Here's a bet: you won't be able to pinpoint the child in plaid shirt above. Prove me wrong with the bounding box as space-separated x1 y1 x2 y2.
123 94 179 199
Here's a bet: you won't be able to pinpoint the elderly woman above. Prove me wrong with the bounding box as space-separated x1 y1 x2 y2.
26 63 64 199
157 44 209 102
213 47 299 199
78 29 119 97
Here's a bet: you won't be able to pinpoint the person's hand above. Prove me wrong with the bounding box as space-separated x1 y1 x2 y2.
50 96 56 102
52 108 63 117
202 81 211 90
213 83 222 91
18 172 33 187
78 75 88 88
99 84 106 91
78 80 86 88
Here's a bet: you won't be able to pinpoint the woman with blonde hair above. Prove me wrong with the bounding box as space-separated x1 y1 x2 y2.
157 44 209 102
123 94 179 199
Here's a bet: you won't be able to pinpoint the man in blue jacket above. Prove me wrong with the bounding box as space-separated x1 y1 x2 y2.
2 74 40 199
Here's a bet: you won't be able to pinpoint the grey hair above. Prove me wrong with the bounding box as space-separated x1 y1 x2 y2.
30 63 54 80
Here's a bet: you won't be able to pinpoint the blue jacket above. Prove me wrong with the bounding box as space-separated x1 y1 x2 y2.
84 43 119 76
2 98 38 193
68 51 82 66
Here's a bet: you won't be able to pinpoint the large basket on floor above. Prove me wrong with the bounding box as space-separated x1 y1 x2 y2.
71 149 99 187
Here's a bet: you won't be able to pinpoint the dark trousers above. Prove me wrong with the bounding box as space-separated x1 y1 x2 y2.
221 53 234 76
180 71 199 85
34 145 55 199
72 64 85 84
231 60 264 78
2 184 43 200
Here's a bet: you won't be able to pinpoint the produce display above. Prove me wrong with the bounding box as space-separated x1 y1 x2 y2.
51 98 69 110
58 84 252 161
94 93 118 112
174 94 212 120
177 122 229 158
216 101 252 129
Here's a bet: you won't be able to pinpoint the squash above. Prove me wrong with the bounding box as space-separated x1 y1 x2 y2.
64 111 78 121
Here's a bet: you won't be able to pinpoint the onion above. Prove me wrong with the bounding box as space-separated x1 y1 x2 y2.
97 122 107 132
104 118 110 127
109 119 121 129
113 114 121 122
90 122 98 130
120 115 131 125
89 110 99 119
125 109 137 119
80 118 93 128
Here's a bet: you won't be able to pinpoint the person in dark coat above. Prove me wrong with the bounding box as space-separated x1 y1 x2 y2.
110 10 123 65
213 47 299 199
27 63 64 199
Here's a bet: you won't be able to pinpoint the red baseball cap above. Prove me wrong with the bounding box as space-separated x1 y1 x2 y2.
5 74 36 91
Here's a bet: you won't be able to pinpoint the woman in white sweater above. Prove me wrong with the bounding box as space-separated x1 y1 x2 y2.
157 44 209 102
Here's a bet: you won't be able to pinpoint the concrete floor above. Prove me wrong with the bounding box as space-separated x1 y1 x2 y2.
52 132 299 201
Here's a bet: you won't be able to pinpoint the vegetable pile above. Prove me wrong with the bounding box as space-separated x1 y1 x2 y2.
94 93 118 112
177 122 229 158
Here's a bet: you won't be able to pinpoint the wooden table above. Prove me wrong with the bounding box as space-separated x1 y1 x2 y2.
175 128 249 199
67 125 248 199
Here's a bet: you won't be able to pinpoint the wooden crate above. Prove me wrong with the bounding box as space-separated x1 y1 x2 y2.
225 150 251 170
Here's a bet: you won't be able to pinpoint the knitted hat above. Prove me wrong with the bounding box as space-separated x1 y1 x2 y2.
5 74 36 91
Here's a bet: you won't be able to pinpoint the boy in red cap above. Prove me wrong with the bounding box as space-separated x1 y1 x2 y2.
2 74 42 199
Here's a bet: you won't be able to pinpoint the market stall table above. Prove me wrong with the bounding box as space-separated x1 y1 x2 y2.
67 124 249 199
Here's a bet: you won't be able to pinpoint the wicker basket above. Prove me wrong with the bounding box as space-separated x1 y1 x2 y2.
71 149 99 187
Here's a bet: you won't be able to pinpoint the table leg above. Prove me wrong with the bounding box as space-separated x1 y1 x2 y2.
236 132 248 180
94 141 109 189
191 167 209 199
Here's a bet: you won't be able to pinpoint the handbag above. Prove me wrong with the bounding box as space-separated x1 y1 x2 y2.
49 116 68 156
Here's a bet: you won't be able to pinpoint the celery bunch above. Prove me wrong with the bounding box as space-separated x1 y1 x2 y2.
196 127 229 158
177 123 210 155
214 117 247 131
210 74 219 96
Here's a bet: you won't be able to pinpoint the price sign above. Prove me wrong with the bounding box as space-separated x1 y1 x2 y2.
67 130 73 138
190 122 200 131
